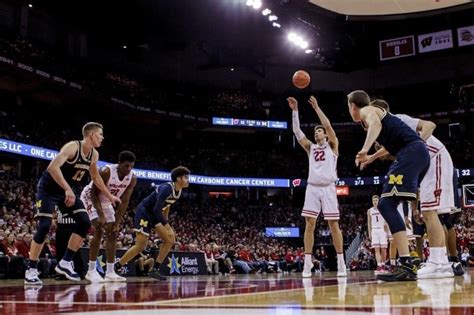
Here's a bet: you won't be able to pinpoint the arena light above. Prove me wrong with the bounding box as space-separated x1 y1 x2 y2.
262 8 271 16
268 15 278 22
288 32 309 49
246 0 253 6
123 45 127 49
252 0 262 9
28 3 33 8
272 22 281 28
305 49 313 54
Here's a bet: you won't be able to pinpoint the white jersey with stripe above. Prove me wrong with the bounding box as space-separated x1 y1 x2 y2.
82 164 133 207
369 207 386 229
307 141 338 186
395 114 446 157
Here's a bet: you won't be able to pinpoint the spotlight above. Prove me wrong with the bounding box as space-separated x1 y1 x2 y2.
300 41 309 49
272 22 281 28
305 49 313 54
252 0 262 9
230 68 235 71
123 45 127 49
268 15 278 21
28 3 33 8
262 8 271 16
246 0 253 6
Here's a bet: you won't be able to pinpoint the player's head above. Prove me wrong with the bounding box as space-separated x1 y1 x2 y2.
370 99 390 112
372 195 380 207
82 122 104 148
171 166 190 188
347 90 370 122
117 150 136 176
314 125 327 142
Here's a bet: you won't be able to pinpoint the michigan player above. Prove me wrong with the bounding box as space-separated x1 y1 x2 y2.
81 151 137 282
347 90 429 281
25 122 121 284
362 99 455 278
288 95 346 278
114 166 190 280
367 195 388 274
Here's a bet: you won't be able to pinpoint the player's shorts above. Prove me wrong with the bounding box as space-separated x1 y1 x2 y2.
420 149 454 214
301 184 339 220
133 205 168 236
80 191 115 223
35 184 86 218
381 141 429 200
371 228 388 248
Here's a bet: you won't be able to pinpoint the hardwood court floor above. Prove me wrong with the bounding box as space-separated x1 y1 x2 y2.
0 269 472 314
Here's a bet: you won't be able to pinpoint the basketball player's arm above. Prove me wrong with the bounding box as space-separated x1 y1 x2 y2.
114 175 137 230
46 141 80 207
288 97 311 152
152 184 173 221
91 167 110 224
367 210 372 240
356 107 382 167
89 151 121 206
308 96 339 155
416 119 436 141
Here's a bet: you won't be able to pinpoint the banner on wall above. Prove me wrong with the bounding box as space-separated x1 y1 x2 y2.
418 30 453 53
379 35 415 61
457 25 474 47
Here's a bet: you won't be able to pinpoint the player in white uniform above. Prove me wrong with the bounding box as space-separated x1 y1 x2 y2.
81 151 137 282
361 99 454 278
367 195 388 274
288 95 346 278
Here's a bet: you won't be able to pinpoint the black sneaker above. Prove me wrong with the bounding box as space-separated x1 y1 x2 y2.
377 264 417 282
452 262 465 276
149 269 167 281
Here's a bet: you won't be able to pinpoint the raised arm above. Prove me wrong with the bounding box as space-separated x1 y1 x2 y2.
287 97 312 153
308 95 338 155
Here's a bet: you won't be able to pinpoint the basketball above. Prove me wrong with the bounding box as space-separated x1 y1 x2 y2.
292 70 311 89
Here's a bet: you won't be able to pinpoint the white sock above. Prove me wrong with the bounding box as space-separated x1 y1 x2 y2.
106 262 115 274
89 260 96 272
305 254 312 264
377 263 383 267
430 247 449 264
439 247 449 264
337 253 345 266
390 259 396 266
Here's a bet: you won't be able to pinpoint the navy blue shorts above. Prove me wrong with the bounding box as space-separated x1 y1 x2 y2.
381 141 430 200
35 185 86 218
133 205 168 236
412 219 425 238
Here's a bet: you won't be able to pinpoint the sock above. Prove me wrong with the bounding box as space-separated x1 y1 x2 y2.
89 260 96 271
430 247 449 264
377 263 383 267
29 260 38 269
305 254 312 264
63 248 76 262
337 253 345 265
106 263 114 274
390 259 396 266
439 247 449 264
449 255 459 262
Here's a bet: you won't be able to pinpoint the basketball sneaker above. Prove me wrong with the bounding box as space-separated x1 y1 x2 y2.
417 261 454 279
374 265 385 275
55 260 80 281
377 263 417 282
302 261 313 278
85 269 105 283
105 270 126 282
24 268 43 285
451 262 464 276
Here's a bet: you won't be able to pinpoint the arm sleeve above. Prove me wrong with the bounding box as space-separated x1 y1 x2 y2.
292 111 305 140
151 184 172 215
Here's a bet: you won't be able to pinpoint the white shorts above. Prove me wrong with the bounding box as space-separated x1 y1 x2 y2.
420 150 454 214
80 191 115 223
371 229 388 248
301 184 339 220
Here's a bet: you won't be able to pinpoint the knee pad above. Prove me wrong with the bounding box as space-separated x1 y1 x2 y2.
439 213 454 230
72 211 91 238
378 197 406 234
33 216 52 244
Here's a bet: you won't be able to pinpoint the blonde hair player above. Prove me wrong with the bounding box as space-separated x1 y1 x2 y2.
367 195 389 274
288 95 346 278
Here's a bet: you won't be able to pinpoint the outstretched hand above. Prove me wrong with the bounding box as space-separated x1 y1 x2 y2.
287 97 298 111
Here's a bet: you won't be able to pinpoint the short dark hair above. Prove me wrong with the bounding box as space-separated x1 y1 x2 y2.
347 90 370 108
370 99 390 112
171 166 190 182
118 150 136 163
82 122 103 137
314 125 326 133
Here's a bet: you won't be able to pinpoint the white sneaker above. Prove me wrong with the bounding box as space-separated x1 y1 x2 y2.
55 260 80 281
418 262 454 279
86 269 105 283
24 268 43 285
337 266 347 277
302 262 314 278
105 270 126 282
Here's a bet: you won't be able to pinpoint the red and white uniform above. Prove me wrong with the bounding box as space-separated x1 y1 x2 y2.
302 141 339 220
80 164 133 223
369 207 388 248
396 114 454 214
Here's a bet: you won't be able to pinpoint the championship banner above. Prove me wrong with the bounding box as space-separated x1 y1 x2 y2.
379 36 415 61
418 30 453 53
457 25 474 47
